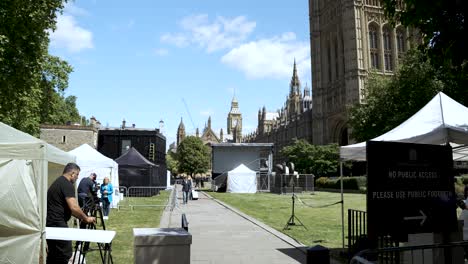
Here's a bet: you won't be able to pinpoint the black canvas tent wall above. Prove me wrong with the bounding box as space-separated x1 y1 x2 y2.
115 147 162 189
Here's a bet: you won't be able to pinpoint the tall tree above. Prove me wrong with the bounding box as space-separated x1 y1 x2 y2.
381 0 468 105
281 139 340 176
39 54 79 125
348 49 444 142
166 151 179 176
0 0 69 135
176 136 211 177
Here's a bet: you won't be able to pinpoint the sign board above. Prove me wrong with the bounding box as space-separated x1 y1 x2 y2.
367 141 457 242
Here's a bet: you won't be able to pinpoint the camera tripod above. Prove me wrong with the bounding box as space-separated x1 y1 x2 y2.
283 179 307 230
72 196 113 264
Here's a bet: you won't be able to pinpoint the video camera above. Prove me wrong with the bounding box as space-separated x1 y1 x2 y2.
88 181 101 204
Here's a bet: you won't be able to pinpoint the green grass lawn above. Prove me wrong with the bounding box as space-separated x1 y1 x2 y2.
84 190 169 263
209 191 366 249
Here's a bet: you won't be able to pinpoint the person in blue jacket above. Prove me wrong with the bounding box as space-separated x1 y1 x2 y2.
100 177 113 218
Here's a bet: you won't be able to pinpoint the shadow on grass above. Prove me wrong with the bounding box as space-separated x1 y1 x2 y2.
276 247 307 263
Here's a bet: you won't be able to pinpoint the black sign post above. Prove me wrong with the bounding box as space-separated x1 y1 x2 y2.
367 141 457 246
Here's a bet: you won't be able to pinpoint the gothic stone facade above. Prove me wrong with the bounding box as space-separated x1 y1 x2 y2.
244 62 313 163
176 97 243 148
309 0 418 145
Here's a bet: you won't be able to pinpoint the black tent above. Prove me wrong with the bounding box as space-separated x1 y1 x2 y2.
116 147 162 189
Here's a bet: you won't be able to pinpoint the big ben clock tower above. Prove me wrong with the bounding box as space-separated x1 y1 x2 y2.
227 96 242 138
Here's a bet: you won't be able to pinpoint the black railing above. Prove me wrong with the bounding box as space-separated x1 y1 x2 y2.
352 240 468 264
348 209 368 257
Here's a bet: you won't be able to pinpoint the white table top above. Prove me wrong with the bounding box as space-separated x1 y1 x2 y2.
46 227 116 243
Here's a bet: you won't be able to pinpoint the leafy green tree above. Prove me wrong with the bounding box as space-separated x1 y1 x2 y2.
348 49 444 142
0 0 70 135
166 151 179 176
281 139 340 177
176 136 211 176
381 0 468 106
39 55 80 125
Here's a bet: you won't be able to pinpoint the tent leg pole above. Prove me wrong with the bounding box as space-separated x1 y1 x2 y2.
340 161 345 250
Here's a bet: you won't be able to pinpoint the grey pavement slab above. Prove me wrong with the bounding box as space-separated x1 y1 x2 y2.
160 186 341 264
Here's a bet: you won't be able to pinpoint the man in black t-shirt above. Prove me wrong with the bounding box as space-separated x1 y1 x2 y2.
77 172 97 208
46 163 96 264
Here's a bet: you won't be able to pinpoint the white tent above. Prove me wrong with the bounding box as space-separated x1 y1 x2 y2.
341 92 468 161
69 144 121 207
227 164 257 193
0 122 76 264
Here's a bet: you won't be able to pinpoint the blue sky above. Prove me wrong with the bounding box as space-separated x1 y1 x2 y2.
49 0 311 147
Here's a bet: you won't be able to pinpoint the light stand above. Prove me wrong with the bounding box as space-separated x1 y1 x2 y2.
283 175 307 230
73 196 113 264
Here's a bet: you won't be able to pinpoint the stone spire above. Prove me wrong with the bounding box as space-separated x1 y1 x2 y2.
230 95 240 114
290 59 301 96
177 117 186 146
208 116 212 128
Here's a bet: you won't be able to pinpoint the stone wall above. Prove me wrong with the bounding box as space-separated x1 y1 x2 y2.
40 125 98 151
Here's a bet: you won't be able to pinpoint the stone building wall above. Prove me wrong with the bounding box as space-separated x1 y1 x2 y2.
309 0 415 145
40 125 98 151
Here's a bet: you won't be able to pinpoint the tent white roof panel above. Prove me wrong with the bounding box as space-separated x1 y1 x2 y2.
0 122 75 163
227 164 257 193
0 122 76 263
69 143 116 167
340 92 468 161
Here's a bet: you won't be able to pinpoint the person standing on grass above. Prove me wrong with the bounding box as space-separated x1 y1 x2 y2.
181 176 192 204
46 163 95 264
100 177 113 218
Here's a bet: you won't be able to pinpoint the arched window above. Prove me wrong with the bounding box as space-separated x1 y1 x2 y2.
396 27 406 57
368 24 379 69
383 25 393 71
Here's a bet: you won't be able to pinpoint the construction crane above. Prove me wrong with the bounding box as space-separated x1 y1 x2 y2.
182 98 196 131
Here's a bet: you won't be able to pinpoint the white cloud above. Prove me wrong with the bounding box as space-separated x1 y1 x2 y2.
221 32 310 80
153 48 169 56
50 14 93 53
160 33 189 48
161 14 256 53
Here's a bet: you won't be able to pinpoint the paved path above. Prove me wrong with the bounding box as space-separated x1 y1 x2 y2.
160 186 339 264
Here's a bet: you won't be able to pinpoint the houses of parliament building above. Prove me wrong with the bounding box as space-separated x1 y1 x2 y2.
177 0 418 162
245 0 418 161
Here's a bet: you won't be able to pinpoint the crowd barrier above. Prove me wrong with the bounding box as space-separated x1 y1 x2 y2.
117 186 168 210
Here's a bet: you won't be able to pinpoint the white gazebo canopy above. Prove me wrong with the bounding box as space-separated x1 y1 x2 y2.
340 92 468 161
227 163 257 193
0 122 76 264
69 144 120 207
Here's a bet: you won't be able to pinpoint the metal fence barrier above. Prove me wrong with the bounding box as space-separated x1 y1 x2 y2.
119 186 167 210
117 186 128 210
348 209 368 258
269 174 315 194
351 240 468 264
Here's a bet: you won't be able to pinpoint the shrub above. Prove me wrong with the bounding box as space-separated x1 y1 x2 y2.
315 176 365 191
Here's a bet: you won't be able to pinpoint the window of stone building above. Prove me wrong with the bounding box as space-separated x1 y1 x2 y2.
383 25 393 71
396 27 406 57
61 135 66 144
369 24 379 69
367 0 381 7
